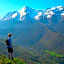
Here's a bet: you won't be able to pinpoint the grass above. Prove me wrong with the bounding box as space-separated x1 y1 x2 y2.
45 50 64 57
0 55 25 64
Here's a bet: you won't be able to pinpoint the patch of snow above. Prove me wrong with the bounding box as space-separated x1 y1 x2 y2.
61 13 64 16
47 15 51 18
12 13 17 18
50 11 54 15
51 7 56 10
57 6 62 8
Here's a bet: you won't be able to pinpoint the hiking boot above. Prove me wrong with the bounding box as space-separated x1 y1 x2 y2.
11 57 13 60
8 57 10 60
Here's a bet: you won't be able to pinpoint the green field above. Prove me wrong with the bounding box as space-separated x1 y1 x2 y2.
45 50 64 57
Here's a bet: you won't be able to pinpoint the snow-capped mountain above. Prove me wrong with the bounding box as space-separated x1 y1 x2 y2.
0 6 64 49
1 6 64 25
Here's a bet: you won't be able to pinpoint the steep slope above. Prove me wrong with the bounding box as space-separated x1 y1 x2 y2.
34 26 64 54
53 16 64 33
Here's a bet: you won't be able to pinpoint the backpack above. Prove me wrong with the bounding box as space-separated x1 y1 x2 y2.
5 39 10 46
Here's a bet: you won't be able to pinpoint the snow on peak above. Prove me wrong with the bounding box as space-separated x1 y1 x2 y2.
59 8 63 11
1 6 64 22
47 15 52 18
46 9 51 12
34 16 39 20
44 11 54 15
56 6 62 8
18 6 33 19
44 12 49 15
19 6 32 14
51 7 56 10
51 6 63 11
38 12 42 15
12 13 17 18
34 11 43 20
23 6 32 10
61 13 64 16
50 11 54 15
19 7 26 17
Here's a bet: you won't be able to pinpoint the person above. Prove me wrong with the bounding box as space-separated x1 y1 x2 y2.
7 33 13 60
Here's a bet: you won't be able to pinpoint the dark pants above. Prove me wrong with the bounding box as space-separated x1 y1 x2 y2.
7 47 13 60
7 47 13 53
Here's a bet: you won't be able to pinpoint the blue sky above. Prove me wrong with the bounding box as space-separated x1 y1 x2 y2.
0 0 64 17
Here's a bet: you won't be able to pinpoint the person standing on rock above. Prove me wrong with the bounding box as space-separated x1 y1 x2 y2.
6 33 13 60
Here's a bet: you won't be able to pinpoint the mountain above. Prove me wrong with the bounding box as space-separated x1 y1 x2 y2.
0 6 64 34
0 6 64 25
0 6 64 48
1 6 37 22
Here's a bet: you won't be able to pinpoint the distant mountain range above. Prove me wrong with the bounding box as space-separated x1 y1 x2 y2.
0 6 64 25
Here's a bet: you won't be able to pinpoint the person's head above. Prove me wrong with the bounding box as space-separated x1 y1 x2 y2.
8 33 12 37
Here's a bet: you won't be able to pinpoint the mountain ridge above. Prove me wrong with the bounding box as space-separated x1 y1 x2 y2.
0 6 64 26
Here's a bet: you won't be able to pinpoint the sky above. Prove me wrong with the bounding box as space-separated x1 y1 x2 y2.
0 0 64 17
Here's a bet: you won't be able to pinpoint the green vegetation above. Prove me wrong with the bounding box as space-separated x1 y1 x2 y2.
45 50 64 57
0 55 25 64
